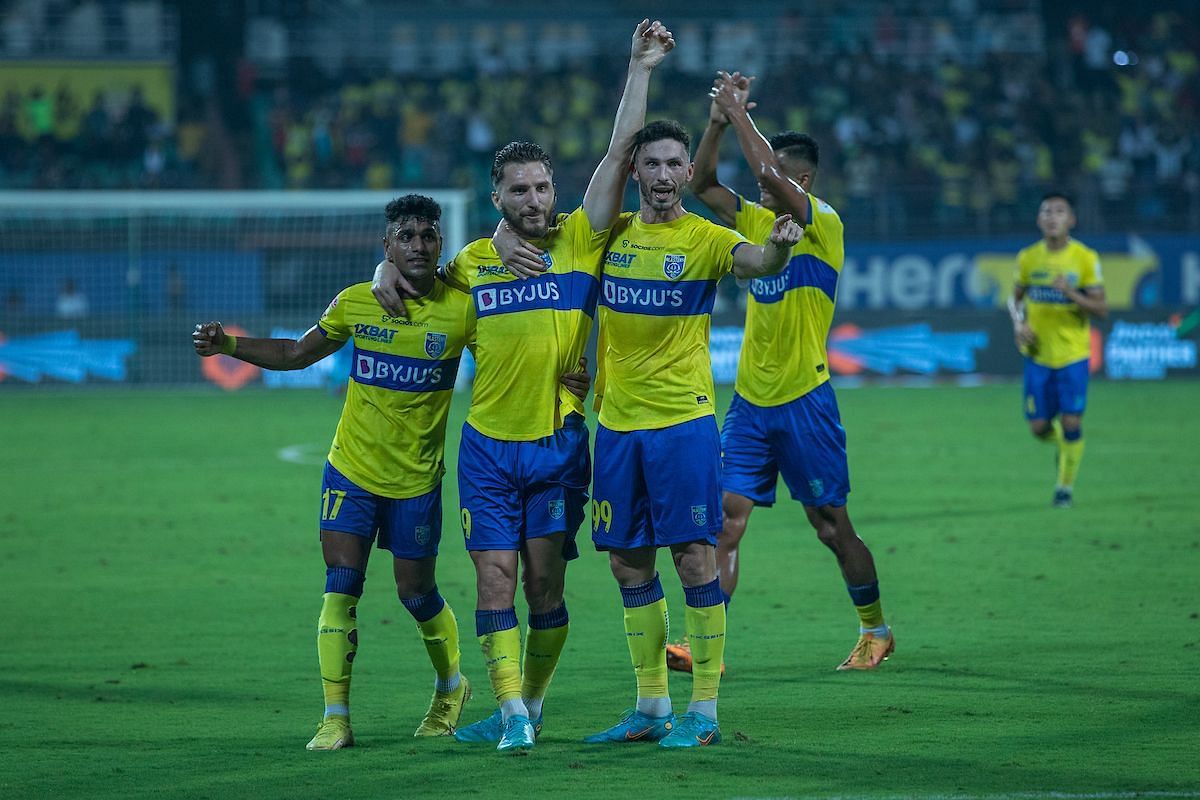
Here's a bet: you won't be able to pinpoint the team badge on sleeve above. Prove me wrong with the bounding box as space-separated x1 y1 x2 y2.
691 504 708 527
424 332 448 358
663 254 686 280
548 499 565 520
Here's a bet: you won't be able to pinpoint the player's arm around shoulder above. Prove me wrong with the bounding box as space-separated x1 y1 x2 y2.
731 213 804 280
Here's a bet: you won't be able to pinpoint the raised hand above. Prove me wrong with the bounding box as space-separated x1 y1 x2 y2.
631 18 675 70
709 70 757 121
192 321 227 356
769 213 803 247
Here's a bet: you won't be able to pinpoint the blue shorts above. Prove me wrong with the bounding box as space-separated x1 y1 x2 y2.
1023 358 1089 421
457 414 589 559
592 415 723 551
721 383 850 508
319 462 442 559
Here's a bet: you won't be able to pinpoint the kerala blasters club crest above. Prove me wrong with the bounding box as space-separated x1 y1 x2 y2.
541 252 554 269
663 254 686 280
691 504 708 526
424 332 448 358
548 499 565 520
414 525 431 546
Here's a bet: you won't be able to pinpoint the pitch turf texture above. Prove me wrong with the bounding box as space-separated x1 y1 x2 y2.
3 382 1198 800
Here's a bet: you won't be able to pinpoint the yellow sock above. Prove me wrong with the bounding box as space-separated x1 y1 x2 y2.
623 598 669 700
317 592 358 713
1057 437 1085 488
855 598 885 629
478 622 523 705
684 601 726 704
522 606 569 707
416 603 460 683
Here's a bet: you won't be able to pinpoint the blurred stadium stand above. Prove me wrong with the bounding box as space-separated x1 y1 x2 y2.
0 1 1196 238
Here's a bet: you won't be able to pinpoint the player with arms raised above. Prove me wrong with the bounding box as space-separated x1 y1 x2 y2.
583 119 802 748
193 196 476 750
373 20 675 753
680 71 895 672
1008 192 1107 507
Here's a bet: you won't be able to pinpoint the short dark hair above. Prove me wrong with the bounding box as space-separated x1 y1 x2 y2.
768 131 819 167
385 194 441 234
491 141 553 188
633 119 691 158
1041 190 1074 208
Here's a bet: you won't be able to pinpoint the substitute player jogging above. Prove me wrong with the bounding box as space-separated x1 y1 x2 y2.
585 119 802 749
681 71 895 672
193 196 475 750
1008 191 1108 508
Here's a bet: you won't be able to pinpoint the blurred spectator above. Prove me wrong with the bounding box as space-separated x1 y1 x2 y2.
55 279 89 319
0 3 1195 239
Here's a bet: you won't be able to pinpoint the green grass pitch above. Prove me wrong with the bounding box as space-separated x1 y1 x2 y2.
2 382 1198 800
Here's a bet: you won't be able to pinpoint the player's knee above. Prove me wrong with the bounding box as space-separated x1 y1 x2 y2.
521 572 564 614
814 521 840 550
720 511 748 544
720 497 751 544
1060 415 1082 436
1029 420 1052 439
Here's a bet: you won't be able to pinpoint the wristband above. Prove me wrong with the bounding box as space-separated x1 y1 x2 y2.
220 334 237 356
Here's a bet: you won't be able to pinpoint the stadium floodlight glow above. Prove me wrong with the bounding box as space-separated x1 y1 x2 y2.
1112 50 1138 66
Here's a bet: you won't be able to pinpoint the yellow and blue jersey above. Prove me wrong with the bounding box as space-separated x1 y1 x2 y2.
317 281 475 499
1015 239 1103 368
595 211 747 432
733 193 844 407
443 207 609 441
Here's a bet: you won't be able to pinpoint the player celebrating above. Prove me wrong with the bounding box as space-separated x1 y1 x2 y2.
676 72 895 672
194 196 476 749
1008 192 1107 507
583 119 802 749
372 20 675 753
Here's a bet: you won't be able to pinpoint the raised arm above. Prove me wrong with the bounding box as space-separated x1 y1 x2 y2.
581 19 675 231
193 321 343 370
710 74 811 225
731 213 803 280
692 71 754 226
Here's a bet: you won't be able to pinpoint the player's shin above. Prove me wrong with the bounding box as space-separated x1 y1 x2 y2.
682 578 725 721
402 587 461 691
521 604 569 720
317 566 365 719
476 608 527 719
1057 427 1084 489
621 575 672 718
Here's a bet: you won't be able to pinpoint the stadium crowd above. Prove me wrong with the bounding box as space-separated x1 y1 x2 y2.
1 3 1197 238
